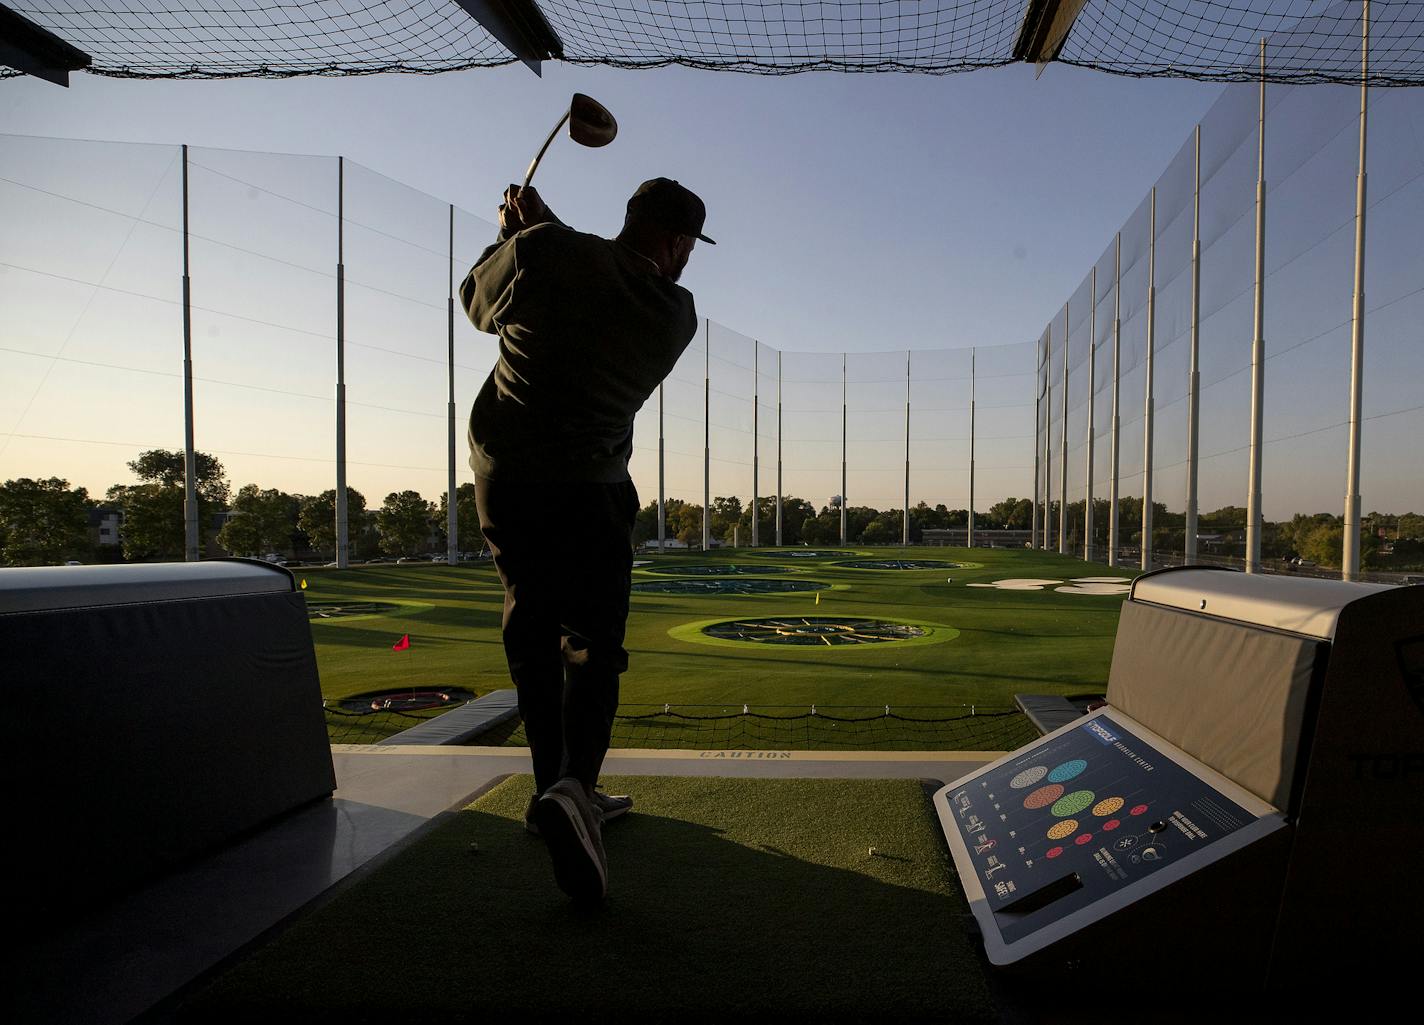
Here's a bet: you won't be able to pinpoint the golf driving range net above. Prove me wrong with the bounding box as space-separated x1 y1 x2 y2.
7 2 1423 85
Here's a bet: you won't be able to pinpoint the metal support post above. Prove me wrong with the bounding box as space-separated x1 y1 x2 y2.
840 352 848 546
180 144 199 562
752 343 760 547
969 348 977 549
775 350 783 546
1344 1 1370 581
1032 346 1041 549
1143 187 1157 572
1085 267 1096 562
1044 327 1053 552
1186 124 1203 565
446 205 457 566
1108 233 1122 567
903 350 911 545
702 318 711 552
335 155 349 569
1246 39 1267 574
1059 303 1068 555
658 382 666 550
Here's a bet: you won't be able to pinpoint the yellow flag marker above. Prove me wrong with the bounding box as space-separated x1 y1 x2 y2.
300 578 308 590
814 590 821 606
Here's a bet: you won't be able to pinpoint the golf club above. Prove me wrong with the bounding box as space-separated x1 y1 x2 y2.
522 92 617 190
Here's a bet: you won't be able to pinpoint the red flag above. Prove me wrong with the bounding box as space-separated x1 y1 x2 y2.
392 634 411 652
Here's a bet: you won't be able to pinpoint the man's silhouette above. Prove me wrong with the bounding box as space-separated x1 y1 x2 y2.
461 178 713 902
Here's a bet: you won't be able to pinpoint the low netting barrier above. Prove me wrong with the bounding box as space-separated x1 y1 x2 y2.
324 705 455 745
504 704 1039 752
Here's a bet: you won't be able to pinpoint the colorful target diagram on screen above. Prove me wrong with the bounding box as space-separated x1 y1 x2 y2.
944 715 1265 948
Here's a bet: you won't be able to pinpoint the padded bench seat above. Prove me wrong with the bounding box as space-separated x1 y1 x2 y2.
1013 694 1089 736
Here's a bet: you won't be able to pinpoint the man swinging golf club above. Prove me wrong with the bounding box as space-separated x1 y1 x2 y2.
461 176 712 902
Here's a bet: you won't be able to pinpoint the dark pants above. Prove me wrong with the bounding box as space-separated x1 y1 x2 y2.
475 476 638 795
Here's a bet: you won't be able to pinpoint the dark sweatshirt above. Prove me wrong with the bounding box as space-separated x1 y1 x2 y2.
460 223 698 483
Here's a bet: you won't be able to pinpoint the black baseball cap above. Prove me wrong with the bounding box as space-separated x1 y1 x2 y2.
627 178 716 244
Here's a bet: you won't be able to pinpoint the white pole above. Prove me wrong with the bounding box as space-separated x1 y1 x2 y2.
752 343 760 548
903 350 911 545
1246 39 1267 574
969 347 976 549
1186 124 1203 565
1044 326 1053 552
840 352 848 546
1032 342 1041 549
1059 303 1068 555
335 156 349 569
776 350 783 546
1085 266 1096 562
1344 1 1370 581
1108 232 1122 567
180 144 199 562
446 204 457 566
1143 187 1157 572
703 318 711 552
658 381 666 551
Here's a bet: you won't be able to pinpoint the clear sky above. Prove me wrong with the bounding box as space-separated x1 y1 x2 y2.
1 58 1419 519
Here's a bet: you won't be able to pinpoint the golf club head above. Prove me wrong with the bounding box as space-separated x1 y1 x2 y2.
568 93 617 147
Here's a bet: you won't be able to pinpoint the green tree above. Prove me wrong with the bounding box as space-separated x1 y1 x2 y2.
985 497 1033 531
860 510 902 545
376 490 435 556
1299 521 1344 568
107 449 229 561
437 484 482 553
710 496 744 544
106 483 185 561
298 488 370 559
0 477 91 565
127 449 230 505
218 485 300 557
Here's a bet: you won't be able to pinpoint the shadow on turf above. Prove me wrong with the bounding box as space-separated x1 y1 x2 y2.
171 783 998 1025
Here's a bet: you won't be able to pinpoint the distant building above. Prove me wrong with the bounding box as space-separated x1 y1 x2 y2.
922 528 1032 548
88 507 123 548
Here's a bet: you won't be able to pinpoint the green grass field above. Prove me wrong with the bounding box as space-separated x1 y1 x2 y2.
307 547 1132 746
174 774 996 1024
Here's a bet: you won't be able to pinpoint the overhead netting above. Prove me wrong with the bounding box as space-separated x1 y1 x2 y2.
4 1 1422 84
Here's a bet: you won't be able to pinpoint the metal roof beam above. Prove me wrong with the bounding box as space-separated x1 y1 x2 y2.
0 3 92 86
453 0 563 77
1013 0 1089 74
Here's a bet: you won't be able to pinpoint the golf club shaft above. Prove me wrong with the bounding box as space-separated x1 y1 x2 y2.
522 110 571 190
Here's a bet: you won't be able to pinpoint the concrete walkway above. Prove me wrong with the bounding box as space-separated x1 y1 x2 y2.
9 745 996 1025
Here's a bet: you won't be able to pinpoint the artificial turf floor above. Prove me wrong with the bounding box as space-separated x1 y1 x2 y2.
177 774 997 1024
307 546 1132 744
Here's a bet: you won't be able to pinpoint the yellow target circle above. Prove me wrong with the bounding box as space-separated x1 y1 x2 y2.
1046 819 1079 841
1092 797 1125 817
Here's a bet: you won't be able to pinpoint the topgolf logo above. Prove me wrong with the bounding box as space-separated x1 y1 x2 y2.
1082 719 1119 746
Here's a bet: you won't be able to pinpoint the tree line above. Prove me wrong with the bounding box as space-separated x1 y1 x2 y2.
2 448 1420 571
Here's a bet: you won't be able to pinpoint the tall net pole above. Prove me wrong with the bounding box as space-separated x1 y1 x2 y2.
1344 1 1370 581
775 350 783 546
658 381 665 550
180 143 199 562
702 318 711 552
335 155 349 569
1246 39 1268 574
1085 266 1096 562
446 204 457 566
1108 232 1122 568
1058 303 1068 555
903 350 911 545
1036 338 1048 549
1142 186 1157 572
969 347 976 549
752 343 760 547
840 351 848 546
1186 124 1203 565
1044 324 1053 552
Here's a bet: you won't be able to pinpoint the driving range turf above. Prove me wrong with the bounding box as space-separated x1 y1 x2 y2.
172 774 996 1024
307 547 1133 745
